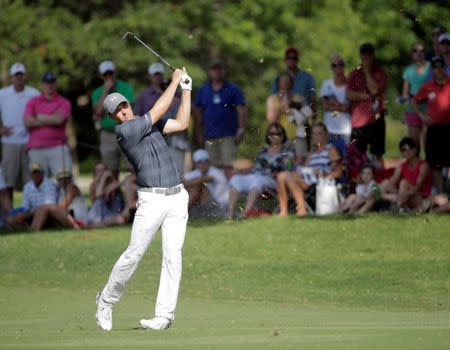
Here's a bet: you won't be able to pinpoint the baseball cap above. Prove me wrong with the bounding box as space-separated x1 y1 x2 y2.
431 55 445 68
10 63 26 76
192 149 209 163
359 43 375 54
29 163 43 173
56 169 72 180
285 47 299 57
209 58 224 69
103 92 129 114
42 71 57 82
438 32 450 43
148 62 165 75
98 60 116 75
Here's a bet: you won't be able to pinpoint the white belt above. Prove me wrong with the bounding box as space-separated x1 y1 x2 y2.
138 184 184 196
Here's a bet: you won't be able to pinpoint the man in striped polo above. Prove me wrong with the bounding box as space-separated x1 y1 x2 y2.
95 68 192 332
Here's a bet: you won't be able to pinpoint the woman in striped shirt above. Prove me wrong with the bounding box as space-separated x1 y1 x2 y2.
277 122 342 216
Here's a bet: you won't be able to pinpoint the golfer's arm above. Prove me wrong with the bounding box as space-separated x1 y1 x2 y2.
163 90 191 133
149 80 179 124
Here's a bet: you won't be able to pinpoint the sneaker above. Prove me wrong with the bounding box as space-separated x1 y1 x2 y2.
96 292 112 331
140 316 172 330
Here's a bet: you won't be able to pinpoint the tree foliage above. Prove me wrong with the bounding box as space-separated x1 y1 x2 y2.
0 0 448 159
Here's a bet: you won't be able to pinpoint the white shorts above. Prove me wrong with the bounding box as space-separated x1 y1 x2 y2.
229 173 276 193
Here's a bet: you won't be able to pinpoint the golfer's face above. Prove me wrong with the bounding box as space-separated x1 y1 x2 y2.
113 102 134 122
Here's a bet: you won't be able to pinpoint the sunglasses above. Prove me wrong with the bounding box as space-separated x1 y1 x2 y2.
285 55 298 60
412 48 425 53
102 71 114 77
331 62 345 68
400 147 411 152
268 131 282 136
440 41 450 45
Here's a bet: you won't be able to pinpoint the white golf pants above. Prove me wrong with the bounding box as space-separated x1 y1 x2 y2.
101 188 189 321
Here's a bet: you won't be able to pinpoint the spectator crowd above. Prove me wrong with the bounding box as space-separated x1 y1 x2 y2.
0 25 449 231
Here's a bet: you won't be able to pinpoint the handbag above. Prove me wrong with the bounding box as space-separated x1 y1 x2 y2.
315 178 339 215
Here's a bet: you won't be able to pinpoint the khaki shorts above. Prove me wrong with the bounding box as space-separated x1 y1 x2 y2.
205 137 237 168
100 130 131 172
1 143 29 189
28 145 72 178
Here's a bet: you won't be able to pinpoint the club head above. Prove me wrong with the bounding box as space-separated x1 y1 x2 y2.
122 32 134 40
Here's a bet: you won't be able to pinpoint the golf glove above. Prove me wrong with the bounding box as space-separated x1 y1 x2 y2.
180 73 192 91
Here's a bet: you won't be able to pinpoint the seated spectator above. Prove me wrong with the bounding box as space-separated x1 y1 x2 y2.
430 194 450 213
266 71 304 139
411 55 450 193
339 165 377 214
320 55 351 157
277 122 342 216
183 149 229 215
7 163 76 231
379 137 432 212
227 122 294 219
87 163 125 227
56 170 89 226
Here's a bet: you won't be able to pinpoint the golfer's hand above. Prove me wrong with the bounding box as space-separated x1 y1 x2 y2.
172 69 184 84
180 69 192 91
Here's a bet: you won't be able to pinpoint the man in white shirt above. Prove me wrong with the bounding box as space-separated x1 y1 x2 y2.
183 149 229 215
0 63 40 208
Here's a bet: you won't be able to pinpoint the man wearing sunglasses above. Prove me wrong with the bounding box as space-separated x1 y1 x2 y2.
425 26 447 61
91 60 135 179
412 55 450 194
271 47 317 115
437 33 450 76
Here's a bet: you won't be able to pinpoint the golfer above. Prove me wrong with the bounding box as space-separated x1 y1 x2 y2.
95 68 192 331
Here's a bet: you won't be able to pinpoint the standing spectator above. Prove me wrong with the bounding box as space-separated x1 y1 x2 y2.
412 56 450 193
183 149 229 212
437 33 450 76
266 71 304 139
0 63 40 209
91 60 135 179
379 138 432 213
271 47 317 114
425 26 447 61
347 43 388 169
136 63 188 174
320 55 351 157
135 62 165 115
401 41 431 150
24 71 72 178
193 59 247 179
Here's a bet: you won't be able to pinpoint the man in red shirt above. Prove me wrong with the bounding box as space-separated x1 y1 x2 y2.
412 55 450 193
347 43 388 168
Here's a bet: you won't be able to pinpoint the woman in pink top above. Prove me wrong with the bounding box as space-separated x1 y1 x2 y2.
379 137 431 212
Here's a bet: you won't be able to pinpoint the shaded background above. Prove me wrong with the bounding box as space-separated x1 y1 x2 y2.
1 0 449 171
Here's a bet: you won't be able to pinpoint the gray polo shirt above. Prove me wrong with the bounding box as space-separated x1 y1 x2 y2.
115 114 180 188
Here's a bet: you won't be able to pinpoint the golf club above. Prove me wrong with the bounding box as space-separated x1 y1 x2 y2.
122 32 178 73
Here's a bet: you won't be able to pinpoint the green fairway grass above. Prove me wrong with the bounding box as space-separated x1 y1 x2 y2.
0 214 449 349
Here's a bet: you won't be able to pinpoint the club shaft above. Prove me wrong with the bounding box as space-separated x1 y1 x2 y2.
130 34 175 72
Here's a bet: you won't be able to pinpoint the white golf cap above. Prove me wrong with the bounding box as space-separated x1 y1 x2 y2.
10 63 26 76
103 93 129 114
98 60 116 74
438 32 450 43
192 149 209 163
148 62 165 75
